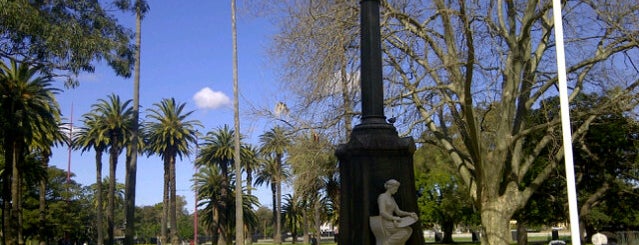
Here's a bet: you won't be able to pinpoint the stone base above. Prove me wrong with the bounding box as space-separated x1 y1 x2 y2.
336 122 424 245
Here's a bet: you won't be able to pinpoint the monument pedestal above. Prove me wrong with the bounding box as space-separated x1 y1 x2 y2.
336 122 424 245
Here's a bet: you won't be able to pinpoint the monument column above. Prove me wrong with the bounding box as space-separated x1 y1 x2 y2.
336 0 424 244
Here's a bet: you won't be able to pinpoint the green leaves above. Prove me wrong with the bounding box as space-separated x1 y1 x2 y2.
1 0 135 86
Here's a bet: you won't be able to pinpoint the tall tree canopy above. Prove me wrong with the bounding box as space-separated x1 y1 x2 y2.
0 0 135 86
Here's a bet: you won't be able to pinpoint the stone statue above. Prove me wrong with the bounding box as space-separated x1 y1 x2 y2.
370 179 418 245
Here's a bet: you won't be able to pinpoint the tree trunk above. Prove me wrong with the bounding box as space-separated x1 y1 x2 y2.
125 6 142 245
314 199 321 242
3 141 15 245
302 210 309 244
516 220 528 245
38 155 49 245
10 141 24 245
270 182 278 243
211 207 220 245
219 163 229 245
96 151 104 245
162 160 169 244
275 153 283 245
275 178 282 244
11 145 24 244
230 0 245 243
246 170 253 245
170 157 178 245
441 219 455 244
14 156 23 245
578 182 609 242
107 146 118 245
480 201 515 245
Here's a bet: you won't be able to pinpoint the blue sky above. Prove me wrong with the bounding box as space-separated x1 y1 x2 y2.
49 1 286 213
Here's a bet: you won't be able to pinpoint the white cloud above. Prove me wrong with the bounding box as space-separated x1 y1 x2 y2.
193 87 231 109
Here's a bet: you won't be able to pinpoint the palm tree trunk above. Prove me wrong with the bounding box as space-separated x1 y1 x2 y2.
162 160 169 244
275 179 282 245
230 0 244 243
170 157 178 245
211 207 220 245
38 155 49 245
107 146 118 245
302 210 309 244
275 154 283 245
11 140 24 245
246 169 253 244
314 199 321 242
39 177 46 244
2 142 14 245
219 164 229 244
96 151 105 245
270 182 278 243
124 3 142 245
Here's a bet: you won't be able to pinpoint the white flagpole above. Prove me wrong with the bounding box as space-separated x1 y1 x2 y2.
551 0 582 244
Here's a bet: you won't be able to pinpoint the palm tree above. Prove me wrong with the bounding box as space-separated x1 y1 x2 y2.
89 94 133 245
258 126 291 244
282 193 302 244
198 125 237 245
74 111 111 245
254 156 278 228
29 119 65 245
193 165 225 244
144 97 200 245
242 145 260 244
193 164 259 245
254 155 291 243
230 0 244 243
0 60 62 245
113 1 150 244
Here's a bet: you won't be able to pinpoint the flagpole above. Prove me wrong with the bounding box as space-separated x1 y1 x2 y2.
551 0 581 244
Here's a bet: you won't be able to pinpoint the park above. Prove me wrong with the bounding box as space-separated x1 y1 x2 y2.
1 0 638 245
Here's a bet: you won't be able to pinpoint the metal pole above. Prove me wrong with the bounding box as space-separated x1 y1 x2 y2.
551 0 581 244
360 0 386 124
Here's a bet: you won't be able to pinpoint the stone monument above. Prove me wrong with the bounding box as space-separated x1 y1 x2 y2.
335 0 423 244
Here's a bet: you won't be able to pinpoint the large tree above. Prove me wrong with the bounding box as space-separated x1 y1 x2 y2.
414 145 479 243
230 0 245 244
259 126 292 245
242 145 260 244
89 94 134 245
74 111 112 245
287 132 338 242
254 155 287 242
569 95 639 239
268 0 639 244
0 0 134 87
113 1 150 244
144 98 200 245
197 125 241 245
0 60 62 245
22 167 94 244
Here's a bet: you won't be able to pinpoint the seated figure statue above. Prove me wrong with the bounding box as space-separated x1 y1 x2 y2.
374 179 418 245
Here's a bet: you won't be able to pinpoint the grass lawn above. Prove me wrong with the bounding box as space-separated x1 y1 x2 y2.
250 232 575 245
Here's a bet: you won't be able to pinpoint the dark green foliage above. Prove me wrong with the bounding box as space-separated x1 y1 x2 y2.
22 167 95 244
0 0 135 86
520 94 639 235
414 145 479 243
